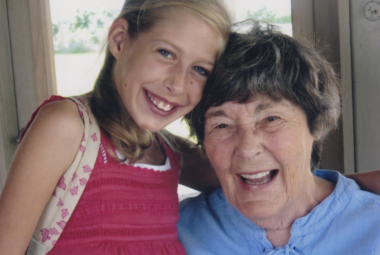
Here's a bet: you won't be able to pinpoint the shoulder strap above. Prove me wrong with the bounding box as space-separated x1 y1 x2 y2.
28 96 100 254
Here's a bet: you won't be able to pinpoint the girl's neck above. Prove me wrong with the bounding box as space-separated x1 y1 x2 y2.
256 175 335 248
135 134 166 166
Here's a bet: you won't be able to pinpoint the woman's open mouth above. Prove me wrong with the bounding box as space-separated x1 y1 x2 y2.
240 170 279 185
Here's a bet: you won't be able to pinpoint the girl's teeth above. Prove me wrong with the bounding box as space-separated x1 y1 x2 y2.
147 93 173 112
241 170 271 179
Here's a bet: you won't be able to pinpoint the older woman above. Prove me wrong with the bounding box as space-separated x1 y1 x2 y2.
177 24 380 254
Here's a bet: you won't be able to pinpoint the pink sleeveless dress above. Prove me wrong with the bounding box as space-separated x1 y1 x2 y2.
23 96 186 255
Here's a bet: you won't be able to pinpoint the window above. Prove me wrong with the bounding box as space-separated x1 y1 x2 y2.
225 0 292 35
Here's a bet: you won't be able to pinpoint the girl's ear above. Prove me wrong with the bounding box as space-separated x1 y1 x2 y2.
108 18 130 59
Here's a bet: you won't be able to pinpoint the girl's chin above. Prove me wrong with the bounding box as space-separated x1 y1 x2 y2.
137 118 173 133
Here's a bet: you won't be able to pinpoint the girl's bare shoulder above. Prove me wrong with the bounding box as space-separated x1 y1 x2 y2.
0 99 85 253
35 99 84 132
17 99 85 174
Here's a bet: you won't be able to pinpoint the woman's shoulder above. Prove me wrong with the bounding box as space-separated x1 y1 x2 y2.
328 173 380 230
350 186 380 207
315 170 380 211
312 182 380 254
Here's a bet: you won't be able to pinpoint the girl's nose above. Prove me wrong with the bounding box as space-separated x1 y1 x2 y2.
164 65 189 95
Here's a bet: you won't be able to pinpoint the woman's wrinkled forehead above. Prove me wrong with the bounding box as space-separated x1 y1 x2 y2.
205 95 292 120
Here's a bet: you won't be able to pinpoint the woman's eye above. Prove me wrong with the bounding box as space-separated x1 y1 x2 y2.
266 116 279 122
193 66 209 76
216 124 228 129
158 49 173 59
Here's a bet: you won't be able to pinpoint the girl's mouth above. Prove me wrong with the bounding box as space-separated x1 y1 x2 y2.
240 170 279 185
145 90 176 112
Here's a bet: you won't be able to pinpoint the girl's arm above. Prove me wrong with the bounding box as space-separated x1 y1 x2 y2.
171 134 220 192
345 170 380 195
0 100 84 254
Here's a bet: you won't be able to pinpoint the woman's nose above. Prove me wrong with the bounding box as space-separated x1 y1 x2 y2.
235 129 264 160
164 64 189 95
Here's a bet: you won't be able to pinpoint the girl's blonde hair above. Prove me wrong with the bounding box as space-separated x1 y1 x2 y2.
89 0 231 162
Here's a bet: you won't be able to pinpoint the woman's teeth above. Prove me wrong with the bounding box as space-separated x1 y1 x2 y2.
245 177 272 185
240 170 275 185
147 93 173 111
241 171 271 179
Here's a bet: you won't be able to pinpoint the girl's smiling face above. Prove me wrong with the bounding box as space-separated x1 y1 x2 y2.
109 11 221 132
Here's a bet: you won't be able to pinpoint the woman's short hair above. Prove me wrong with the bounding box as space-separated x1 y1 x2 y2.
90 0 231 162
184 22 341 169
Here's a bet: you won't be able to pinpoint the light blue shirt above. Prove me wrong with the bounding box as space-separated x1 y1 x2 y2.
178 170 380 255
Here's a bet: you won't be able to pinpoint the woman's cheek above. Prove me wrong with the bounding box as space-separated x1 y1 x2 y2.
205 138 228 171
282 165 300 200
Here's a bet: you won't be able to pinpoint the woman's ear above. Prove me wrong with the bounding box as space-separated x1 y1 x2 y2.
108 18 130 59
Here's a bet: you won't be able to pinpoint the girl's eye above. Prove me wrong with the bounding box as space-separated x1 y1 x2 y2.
158 49 173 59
266 116 279 122
193 66 209 76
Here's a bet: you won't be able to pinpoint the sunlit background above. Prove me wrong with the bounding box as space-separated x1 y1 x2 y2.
49 0 292 198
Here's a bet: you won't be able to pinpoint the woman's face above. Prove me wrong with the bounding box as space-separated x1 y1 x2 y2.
111 11 220 132
204 95 316 224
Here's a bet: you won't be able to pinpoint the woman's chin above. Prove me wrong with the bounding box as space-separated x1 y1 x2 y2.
226 170 286 224
236 199 284 226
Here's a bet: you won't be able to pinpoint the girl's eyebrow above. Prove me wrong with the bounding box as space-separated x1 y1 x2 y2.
152 39 180 50
152 39 216 66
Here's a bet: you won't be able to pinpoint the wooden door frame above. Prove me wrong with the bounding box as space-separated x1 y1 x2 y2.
0 0 56 193
292 0 349 173
8 0 57 128
338 0 355 174
0 0 18 191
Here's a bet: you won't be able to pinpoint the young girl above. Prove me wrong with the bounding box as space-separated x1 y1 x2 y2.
0 0 231 254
